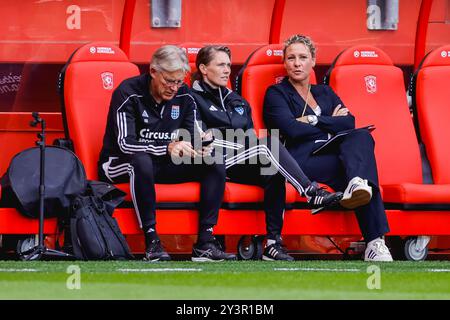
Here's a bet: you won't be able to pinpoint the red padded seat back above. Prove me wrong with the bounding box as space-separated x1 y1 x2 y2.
329 46 422 185
239 44 316 135
415 45 450 184
63 43 140 179
179 42 203 86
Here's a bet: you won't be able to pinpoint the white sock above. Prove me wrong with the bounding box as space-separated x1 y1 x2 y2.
266 239 276 247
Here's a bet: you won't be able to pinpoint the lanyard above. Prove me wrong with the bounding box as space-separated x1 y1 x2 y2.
301 84 311 117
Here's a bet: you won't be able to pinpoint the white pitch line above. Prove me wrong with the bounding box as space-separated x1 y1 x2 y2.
274 267 360 272
0 268 39 272
427 269 450 272
117 268 202 273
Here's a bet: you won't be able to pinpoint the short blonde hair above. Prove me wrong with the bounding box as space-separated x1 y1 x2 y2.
283 34 316 59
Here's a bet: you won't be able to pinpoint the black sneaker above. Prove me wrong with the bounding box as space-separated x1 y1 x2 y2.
306 182 343 210
192 239 237 262
262 242 294 261
144 240 171 262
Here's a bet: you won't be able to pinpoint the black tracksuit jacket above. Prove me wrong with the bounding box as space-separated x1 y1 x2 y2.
189 80 255 142
99 73 201 165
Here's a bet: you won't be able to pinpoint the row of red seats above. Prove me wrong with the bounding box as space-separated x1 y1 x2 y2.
236 43 450 209
1 42 450 251
57 41 450 239
235 43 450 241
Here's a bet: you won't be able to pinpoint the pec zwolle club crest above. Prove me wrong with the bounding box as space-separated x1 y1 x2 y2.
364 75 377 94
101 72 114 90
171 105 180 119
234 106 244 115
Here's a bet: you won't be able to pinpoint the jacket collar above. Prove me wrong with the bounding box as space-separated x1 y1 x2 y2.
280 76 304 96
192 80 234 110
192 79 203 92
142 73 157 105
192 79 231 97
280 76 319 115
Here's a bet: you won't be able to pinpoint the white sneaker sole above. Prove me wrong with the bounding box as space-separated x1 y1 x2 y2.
364 256 393 262
340 189 372 209
191 257 224 262
262 255 275 261
143 257 171 262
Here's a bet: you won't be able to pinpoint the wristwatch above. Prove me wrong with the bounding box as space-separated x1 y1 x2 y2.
307 115 318 126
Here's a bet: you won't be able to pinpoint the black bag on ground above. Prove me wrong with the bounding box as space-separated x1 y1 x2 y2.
70 182 133 260
0 146 87 218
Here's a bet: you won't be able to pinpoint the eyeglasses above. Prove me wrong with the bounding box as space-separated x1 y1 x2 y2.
159 71 185 88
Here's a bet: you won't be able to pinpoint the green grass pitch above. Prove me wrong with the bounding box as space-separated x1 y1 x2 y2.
0 260 449 300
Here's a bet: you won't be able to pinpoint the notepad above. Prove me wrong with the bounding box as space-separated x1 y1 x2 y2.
312 125 376 155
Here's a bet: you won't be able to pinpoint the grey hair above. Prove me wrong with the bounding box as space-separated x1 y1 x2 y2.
150 45 191 73
283 34 316 59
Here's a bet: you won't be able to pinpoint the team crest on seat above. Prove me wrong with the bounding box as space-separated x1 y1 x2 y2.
364 75 377 94
171 105 180 119
101 72 114 90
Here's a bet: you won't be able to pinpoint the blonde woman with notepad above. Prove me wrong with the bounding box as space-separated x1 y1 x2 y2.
263 35 393 262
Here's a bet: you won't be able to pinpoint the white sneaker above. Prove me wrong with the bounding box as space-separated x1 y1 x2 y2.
364 238 393 262
340 176 372 209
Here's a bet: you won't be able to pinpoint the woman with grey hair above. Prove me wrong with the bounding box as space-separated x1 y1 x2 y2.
98 45 236 262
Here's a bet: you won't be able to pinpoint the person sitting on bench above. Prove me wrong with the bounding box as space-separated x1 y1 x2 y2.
190 45 343 261
98 45 236 262
263 35 393 262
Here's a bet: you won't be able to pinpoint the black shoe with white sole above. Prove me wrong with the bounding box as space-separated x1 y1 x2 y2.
192 239 237 262
262 242 294 261
144 240 171 262
306 182 343 210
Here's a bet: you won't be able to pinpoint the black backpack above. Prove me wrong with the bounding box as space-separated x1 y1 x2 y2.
70 182 133 260
0 146 87 218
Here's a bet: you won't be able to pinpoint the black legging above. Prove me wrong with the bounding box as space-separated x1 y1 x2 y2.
99 152 226 232
214 135 312 239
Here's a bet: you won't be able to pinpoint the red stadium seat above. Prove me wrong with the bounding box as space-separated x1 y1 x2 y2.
237 44 317 135
327 45 450 207
59 42 201 215
236 44 316 205
60 43 140 179
412 45 450 184
179 42 204 86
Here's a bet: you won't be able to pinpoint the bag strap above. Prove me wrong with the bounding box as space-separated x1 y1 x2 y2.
69 198 85 260
89 196 114 259
92 195 132 258
101 210 134 259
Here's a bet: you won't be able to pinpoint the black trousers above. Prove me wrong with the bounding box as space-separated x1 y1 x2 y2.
300 129 390 242
220 135 312 239
98 152 226 233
